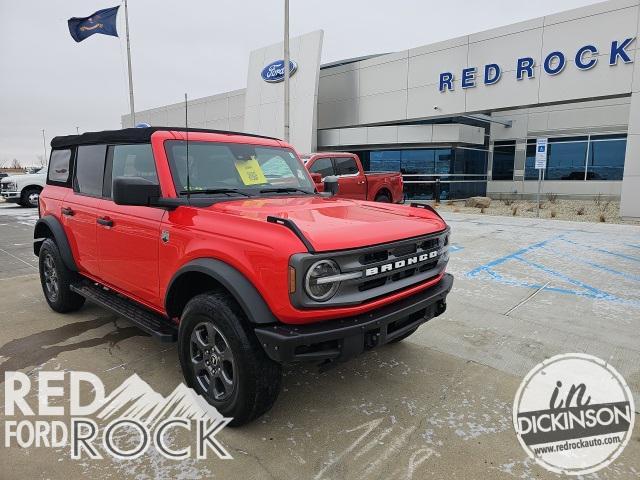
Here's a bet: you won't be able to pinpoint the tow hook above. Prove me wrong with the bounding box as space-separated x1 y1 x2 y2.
364 330 380 349
435 300 447 316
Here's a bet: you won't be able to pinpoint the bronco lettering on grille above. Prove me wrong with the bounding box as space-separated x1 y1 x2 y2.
364 250 439 277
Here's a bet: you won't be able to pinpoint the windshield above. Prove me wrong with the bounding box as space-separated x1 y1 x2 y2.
165 141 315 197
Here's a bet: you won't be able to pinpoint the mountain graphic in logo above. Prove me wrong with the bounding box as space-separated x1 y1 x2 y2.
93 374 228 428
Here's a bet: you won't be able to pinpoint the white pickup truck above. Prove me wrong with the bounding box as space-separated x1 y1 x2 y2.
0 169 46 207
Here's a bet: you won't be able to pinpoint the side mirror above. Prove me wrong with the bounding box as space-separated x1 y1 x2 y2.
323 175 339 196
310 172 322 184
112 176 161 206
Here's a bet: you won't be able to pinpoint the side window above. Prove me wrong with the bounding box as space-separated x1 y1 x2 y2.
74 145 107 196
47 149 72 185
103 144 157 199
309 157 334 178
334 157 359 176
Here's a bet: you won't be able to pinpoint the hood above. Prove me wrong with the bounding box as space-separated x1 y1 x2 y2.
210 196 446 251
1 172 44 183
1 174 21 183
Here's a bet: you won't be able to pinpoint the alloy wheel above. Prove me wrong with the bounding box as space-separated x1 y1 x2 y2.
43 254 59 302
190 321 236 401
28 192 39 207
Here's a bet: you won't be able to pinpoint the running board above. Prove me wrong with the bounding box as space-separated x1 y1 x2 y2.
70 280 177 343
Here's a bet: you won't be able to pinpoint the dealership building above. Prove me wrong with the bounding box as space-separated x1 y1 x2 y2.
123 0 640 218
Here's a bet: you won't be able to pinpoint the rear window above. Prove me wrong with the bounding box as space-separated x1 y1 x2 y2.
47 149 72 185
74 145 107 196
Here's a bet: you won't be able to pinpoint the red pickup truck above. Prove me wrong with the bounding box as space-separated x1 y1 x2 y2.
302 152 404 203
34 127 451 425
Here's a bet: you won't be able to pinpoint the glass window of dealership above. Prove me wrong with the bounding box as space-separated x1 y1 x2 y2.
354 132 627 201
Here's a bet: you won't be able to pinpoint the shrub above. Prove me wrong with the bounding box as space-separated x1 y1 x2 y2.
503 198 514 206
480 207 486 214
577 206 585 216
546 192 558 204
594 193 602 206
550 209 557 218
512 205 519 216
599 213 606 223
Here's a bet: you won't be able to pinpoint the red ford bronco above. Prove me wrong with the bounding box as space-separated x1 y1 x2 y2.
34 127 452 425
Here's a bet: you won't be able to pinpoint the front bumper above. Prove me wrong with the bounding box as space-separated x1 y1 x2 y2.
1 191 20 202
255 273 453 364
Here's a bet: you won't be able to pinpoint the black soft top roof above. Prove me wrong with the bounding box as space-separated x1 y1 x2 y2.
50 127 279 149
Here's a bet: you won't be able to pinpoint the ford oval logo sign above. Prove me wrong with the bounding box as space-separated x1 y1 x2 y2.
261 60 298 83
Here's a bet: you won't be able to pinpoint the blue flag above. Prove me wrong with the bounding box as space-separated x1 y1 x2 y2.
68 6 120 43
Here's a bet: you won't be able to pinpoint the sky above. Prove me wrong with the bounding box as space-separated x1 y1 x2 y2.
0 0 604 166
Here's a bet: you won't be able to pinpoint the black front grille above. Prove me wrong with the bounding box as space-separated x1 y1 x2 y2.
359 277 387 292
290 228 450 308
360 250 389 265
390 243 417 258
346 232 448 295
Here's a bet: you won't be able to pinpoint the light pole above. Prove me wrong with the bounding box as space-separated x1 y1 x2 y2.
283 0 290 143
76 126 79 135
41 129 47 165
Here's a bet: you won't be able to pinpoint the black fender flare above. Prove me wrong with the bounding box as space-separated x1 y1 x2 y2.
165 258 278 325
33 216 78 271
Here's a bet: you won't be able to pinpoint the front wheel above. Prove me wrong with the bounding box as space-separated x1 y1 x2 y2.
178 292 282 426
21 187 41 208
38 239 85 313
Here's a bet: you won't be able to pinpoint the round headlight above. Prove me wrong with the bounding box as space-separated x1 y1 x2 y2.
304 259 340 302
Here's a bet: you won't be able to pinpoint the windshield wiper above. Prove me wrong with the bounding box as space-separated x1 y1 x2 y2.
179 188 251 197
259 187 313 195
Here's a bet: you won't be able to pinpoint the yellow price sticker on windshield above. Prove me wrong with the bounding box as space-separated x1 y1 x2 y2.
234 156 268 186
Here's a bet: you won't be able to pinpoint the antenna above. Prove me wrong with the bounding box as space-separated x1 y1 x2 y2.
184 93 190 204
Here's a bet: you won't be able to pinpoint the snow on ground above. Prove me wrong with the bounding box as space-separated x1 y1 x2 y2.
0 202 39 226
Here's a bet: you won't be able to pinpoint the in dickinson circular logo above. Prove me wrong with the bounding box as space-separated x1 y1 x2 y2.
513 353 635 475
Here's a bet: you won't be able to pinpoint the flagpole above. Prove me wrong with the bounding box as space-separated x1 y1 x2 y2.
123 0 136 127
283 0 290 143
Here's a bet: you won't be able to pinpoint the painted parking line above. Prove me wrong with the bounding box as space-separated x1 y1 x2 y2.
552 251 640 283
466 234 640 307
560 237 640 263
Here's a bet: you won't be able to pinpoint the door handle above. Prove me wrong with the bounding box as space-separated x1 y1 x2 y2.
61 207 74 216
97 217 114 227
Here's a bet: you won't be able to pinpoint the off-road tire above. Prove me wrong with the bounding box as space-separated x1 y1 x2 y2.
388 327 418 344
21 187 40 208
375 192 391 203
178 292 282 426
38 238 85 313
